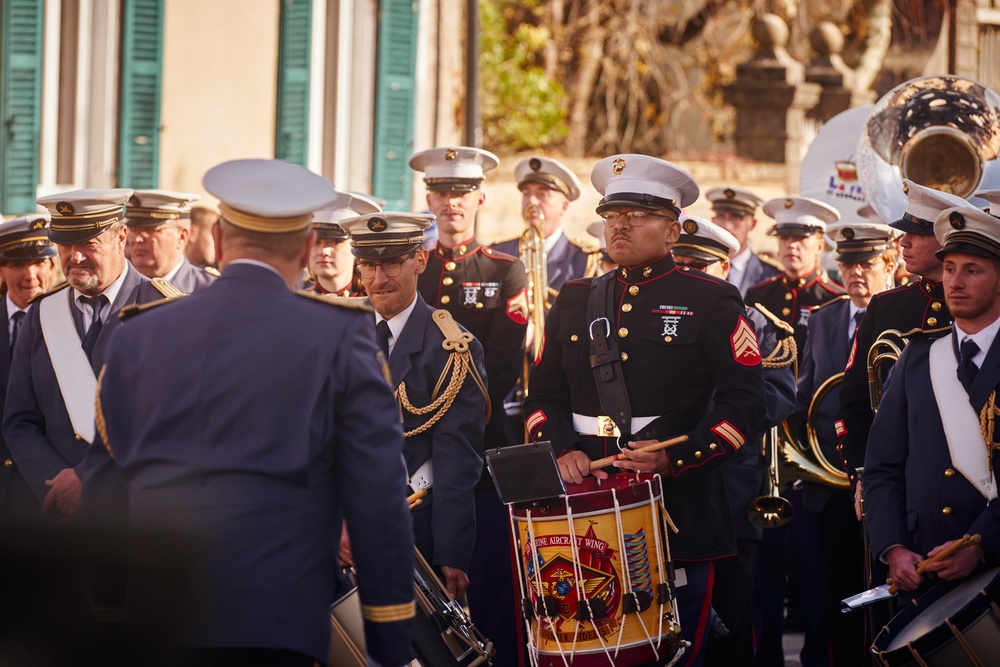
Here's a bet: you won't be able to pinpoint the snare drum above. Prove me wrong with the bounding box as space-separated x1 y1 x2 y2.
511 473 680 667
871 566 1000 666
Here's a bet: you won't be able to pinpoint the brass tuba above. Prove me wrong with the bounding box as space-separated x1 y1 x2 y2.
857 75 1000 223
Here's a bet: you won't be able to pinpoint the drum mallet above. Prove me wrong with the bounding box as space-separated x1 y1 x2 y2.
887 534 982 594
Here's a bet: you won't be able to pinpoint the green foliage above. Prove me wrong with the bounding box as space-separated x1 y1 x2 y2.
479 0 567 152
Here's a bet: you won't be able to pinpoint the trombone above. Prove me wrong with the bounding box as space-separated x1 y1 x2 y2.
520 204 548 365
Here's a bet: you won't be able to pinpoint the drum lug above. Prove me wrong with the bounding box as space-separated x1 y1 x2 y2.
657 582 675 605
533 596 560 617
576 598 608 620
622 590 653 614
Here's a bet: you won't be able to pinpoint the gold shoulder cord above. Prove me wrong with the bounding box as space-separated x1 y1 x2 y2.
150 277 186 299
753 302 798 371
395 310 491 436
95 365 113 459
979 391 1000 476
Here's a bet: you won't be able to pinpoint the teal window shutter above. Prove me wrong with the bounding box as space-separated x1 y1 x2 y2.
0 0 44 213
117 0 164 189
372 0 419 210
275 0 312 166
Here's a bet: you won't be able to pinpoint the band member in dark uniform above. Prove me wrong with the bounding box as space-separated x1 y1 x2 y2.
526 154 766 667
705 186 781 296
865 204 1000 599
409 146 528 666
301 191 381 296
745 196 845 361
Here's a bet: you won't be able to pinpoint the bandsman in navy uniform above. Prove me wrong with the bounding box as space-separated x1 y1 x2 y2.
526 155 767 666
586 220 617 276
126 190 219 292
80 159 415 666
838 181 967 499
0 213 57 519
186 203 219 269
976 189 1000 220
342 211 488 662
865 204 1000 599
491 156 596 292
705 185 781 296
2 189 149 519
670 217 796 667
301 191 381 296
745 196 845 361
409 146 528 666
792 221 896 667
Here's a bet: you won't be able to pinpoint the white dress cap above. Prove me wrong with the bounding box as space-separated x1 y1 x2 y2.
312 191 382 225
408 147 500 191
826 221 894 262
585 220 607 251
673 216 740 262
973 189 1000 218
890 179 969 235
934 205 1000 261
514 156 582 201
0 212 56 261
37 188 135 244
763 196 840 236
203 159 338 233
705 186 764 217
591 154 699 213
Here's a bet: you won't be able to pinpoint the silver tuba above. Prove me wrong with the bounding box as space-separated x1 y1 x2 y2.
857 75 1000 223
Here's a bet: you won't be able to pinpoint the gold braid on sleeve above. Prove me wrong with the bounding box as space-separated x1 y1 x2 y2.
753 302 798 372
395 310 491 437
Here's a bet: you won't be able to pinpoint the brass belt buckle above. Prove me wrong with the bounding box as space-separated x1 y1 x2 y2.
597 416 621 438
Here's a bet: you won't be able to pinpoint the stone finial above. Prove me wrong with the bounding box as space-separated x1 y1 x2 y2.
806 21 854 88
744 13 803 83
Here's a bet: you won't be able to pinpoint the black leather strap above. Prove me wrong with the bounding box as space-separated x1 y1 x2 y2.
587 272 632 439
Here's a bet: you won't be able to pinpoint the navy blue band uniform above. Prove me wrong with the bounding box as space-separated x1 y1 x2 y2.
837 278 951 486
745 269 846 362
417 239 528 450
525 253 767 560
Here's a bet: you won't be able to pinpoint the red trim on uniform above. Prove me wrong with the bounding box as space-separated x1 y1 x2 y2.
506 288 529 325
526 410 546 437
712 421 746 451
834 419 847 438
687 562 716 667
730 315 762 366
845 336 857 370
533 329 545 366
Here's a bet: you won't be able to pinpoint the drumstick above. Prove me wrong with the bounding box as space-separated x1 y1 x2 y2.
887 534 981 594
407 489 427 509
588 435 689 471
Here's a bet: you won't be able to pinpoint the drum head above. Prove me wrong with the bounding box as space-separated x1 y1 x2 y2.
886 568 996 650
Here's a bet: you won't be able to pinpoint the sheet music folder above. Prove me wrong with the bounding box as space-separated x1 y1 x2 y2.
485 441 566 508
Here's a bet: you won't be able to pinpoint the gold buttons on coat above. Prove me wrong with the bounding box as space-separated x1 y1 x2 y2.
570 334 579 342
695 451 702 459
782 308 791 316
445 261 457 271
443 277 454 286
441 296 451 304
629 286 639 296
476 303 484 309
942 507 952 516
3 459 11 468
458 245 467 253
784 293 793 301
618 327 628 338
927 317 938 327
931 302 942 311
709 444 717 451
676 460 683 468
622 303 633 313
621 352 629 361
664 336 673 343
944 468 955 477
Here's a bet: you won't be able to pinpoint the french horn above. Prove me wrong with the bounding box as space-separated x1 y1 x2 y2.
857 75 1000 223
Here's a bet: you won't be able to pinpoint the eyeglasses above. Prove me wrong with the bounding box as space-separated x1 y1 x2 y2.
675 258 720 272
600 211 674 227
130 224 180 239
355 253 414 279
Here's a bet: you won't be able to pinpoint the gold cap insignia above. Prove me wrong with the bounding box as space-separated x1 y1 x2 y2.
842 228 855 240
529 157 541 171
724 188 736 199
367 217 388 232
612 157 626 175
56 202 75 216
949 211 965 229
30 218 46 231
444 148 459 161
682 219 698 234
903 182 909 195
784 199 794 209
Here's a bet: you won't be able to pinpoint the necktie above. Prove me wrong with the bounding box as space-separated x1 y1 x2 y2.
81 295 109 361
958 338 980 394
850 309 865 339
9 310 25 356
376 319 392 359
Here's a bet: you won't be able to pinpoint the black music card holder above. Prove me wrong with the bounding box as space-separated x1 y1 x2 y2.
485 441 566 509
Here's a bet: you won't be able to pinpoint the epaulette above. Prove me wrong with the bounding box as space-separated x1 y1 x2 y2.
810 293 849 312
295 290 373 312
118 295 187 321
204 266 221 277
151 277 186 299
482 246 517 262
29 281 70 304
570 236 600 253
749 273 783 290
752 301 795 336
430 309 475 351
758 254 784 271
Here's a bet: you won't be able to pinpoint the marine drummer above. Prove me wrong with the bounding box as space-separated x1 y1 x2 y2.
525 154 766 666
865 204 1000 596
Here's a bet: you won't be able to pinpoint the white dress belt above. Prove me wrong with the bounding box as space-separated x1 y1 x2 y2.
572 413 659 437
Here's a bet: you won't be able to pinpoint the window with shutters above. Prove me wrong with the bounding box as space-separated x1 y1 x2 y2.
117 0 164 189
372 0 419 211
0 0 44 214
276 0 312 166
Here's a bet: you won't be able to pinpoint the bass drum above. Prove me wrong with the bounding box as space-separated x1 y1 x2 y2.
871 566 1000 666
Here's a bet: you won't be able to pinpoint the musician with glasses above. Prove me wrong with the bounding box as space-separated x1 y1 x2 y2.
865 204 1000 598
125 190 219 292
526 155 766 667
